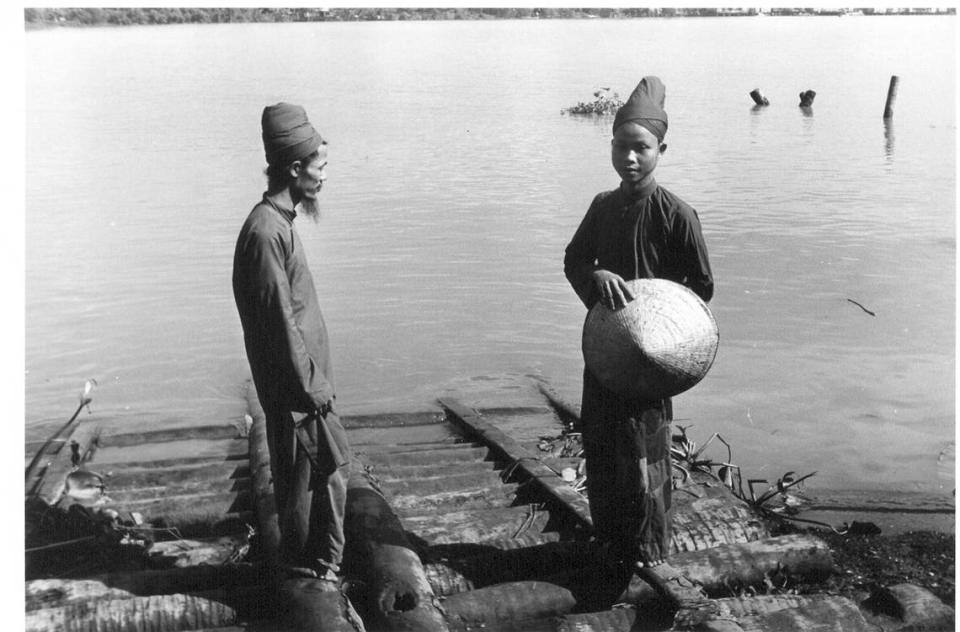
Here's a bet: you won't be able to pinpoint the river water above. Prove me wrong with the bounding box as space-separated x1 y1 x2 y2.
24 16 955 497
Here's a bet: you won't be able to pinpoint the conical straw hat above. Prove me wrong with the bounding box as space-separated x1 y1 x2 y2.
582 278 719 400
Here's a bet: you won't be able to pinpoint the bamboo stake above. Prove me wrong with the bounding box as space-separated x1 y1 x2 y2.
25 380 97 486
883 75 899 119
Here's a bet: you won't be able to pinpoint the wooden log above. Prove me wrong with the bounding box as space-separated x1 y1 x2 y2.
733 594 875 632
137 508 254 538
147 533 252 568
242 387 365 632
246 385 280 572
26 579 136 610
399 506 554 545
511 607 639 632
26 565 264 609
422 563 476 596
422 541 601 596
438 399 593 532
24 591 242 632
423 531 563 558
615 534 834 605
670 493 769 553
345 469 449 631
715 593 856 618
883 75 899 119
866 583 955 628
440 581 577 631
277 578 367 632
749 88 770 106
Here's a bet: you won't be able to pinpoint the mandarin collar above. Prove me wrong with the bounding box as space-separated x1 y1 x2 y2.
619 179 659 205
262 193 298 222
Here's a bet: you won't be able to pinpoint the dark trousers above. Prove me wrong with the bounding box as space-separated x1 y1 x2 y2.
264 407 351 572
580 369 673 564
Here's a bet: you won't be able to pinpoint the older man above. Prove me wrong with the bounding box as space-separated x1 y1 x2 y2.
233 102 350 583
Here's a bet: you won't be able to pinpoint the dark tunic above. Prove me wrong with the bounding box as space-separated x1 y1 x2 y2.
564 179 713 563
233 195 349 571
233 195 335 415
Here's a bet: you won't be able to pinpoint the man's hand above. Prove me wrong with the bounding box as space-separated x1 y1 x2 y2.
318 399 335 418
592 270 635 310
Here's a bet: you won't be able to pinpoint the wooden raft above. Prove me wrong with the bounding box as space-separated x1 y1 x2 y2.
23 393 953 632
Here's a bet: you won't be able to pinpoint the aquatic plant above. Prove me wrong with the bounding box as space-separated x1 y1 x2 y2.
563 88 624 116
670 424 741 491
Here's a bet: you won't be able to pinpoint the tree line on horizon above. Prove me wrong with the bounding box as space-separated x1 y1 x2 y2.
24 6 954 28
23 7 659 27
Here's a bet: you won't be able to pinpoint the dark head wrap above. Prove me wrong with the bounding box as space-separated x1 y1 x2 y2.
261 102 324 167
612 76 668 141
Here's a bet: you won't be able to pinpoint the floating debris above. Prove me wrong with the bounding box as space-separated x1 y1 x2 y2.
563 87 624 115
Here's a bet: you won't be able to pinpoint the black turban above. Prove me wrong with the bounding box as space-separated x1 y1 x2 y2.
612 76 668 141
261 102 324 167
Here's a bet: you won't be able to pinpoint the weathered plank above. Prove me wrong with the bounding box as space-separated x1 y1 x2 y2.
400 506 555 545
342 411 447 429
103 462 249 490
438 398 593 531
346 423 461 448
358 445 491 467
92 438 248 466
97 424 241 448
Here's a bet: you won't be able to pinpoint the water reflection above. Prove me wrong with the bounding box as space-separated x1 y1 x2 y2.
884 119 896 159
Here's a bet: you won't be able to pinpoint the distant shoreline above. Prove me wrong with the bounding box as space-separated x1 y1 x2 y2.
24 7 956 30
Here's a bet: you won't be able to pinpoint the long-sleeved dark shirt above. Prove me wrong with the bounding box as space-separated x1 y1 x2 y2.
233 195 335 414
564 180 714 307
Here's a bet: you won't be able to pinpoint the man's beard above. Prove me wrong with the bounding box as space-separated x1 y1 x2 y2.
300 195 322 222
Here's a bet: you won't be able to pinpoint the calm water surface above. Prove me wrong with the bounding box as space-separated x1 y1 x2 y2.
24 17 956 496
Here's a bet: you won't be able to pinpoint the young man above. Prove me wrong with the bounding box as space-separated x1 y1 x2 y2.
563 77 714 620
233 102 350 584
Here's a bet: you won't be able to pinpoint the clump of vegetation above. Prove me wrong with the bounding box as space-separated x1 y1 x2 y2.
563 88 624 116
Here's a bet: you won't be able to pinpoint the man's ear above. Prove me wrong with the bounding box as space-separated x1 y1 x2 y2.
659 143 668 155
288 160 302 178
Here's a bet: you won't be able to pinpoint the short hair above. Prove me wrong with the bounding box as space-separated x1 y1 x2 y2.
264 145 325 191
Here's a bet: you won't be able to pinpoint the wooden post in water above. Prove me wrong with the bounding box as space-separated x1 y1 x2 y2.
798 90 817 107
883 75 899 119
749 88 770 106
